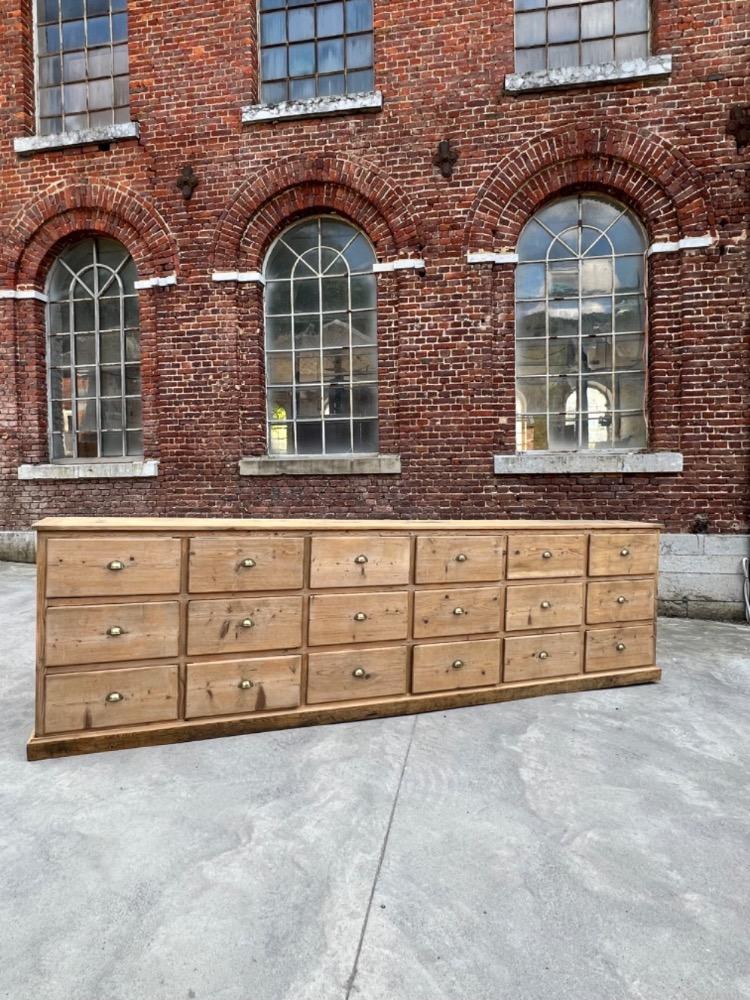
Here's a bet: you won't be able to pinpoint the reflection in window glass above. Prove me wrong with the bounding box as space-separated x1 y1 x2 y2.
259 0 374 104
515 194 648 452
264 217 378 456
514 0 649 73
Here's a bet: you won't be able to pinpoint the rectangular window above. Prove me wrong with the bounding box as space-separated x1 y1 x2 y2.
259 0 374 105
514 0 650 74
35 0 130 137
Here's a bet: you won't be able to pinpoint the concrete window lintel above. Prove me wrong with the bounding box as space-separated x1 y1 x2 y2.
504 55 673 94
239 455 401 476
494 452 684 475
13 122 140 155
17 459 159 480
242 91 383 124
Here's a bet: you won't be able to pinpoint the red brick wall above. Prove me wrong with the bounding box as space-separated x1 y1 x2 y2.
0 0 748 533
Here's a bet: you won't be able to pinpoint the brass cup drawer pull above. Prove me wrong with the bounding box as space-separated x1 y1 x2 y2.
354 555 368 565
238 679 254 690
540 600 552 609
452 607 466 616
538 650 549 661
105 691 123 703
107 560 125 572
542 550 553 560
616 642 627 652
353 612 368 622
616 596 627 605
352 667 367 679
240 618 255 629
240 558 256 569
620 548 631 557
455 553 468 563
452 659 464 670
107 626 124 637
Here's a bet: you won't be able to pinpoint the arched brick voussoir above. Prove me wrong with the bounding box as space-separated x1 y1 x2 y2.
2 183 178 287
466 126 715 251
212 154 423 272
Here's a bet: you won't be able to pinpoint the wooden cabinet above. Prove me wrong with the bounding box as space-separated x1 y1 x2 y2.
29 517 661 759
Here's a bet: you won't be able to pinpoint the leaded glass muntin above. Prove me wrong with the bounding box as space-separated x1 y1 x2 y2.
263 216 379 457
514 0 650 74
46 236 141 462
258 0 374 105
515 193 648 453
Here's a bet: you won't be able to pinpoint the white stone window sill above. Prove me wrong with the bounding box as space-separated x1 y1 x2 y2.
504 54 672 94
13 121 140 155
494 452 683 475
242 91 383 124
17 459 159 480
239 454 400 476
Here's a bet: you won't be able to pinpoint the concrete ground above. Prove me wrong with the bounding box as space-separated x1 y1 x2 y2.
1 561 749 1000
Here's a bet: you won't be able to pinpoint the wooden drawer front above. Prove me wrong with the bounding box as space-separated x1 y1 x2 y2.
44 665 178 734
46 537 181 598
45 602 180 667
507 533 586 579
307 646 407 704
412 639 501 694
589 531 658 577
185 655 302 719
585 625 655 673
308 592 409 646
413 587 502 639
415 535 505 584
310 536 411 589
187 597 303 655
504 631 582 683
189 536 304 593
505 582 584 632
586 579 656 624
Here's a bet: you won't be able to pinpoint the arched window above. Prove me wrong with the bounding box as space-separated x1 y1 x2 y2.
46 237 141 461
264 216 378 456
515 193 647 452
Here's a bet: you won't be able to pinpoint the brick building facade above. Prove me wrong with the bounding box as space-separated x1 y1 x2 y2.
0 0 748 616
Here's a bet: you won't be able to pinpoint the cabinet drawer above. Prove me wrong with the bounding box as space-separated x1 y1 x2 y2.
507 533 587 579
412 638 501 694
310 535 411 589
46 537 181 598
307 646 407 704
44 664 178 734
415 535 505 584
308 592 409 646
187 597 303 655
185 655 302 718
504 631 582 683
189 536 304 593
413 587 502 639
505 582 584 632
586 579 656 624
589 532 659 577
45 601 180 667
585 625 655 673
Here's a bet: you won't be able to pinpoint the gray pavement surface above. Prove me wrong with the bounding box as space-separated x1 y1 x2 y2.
0 559 749 1000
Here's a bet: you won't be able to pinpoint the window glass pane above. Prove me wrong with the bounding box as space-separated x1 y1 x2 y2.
289 41 316 76
290 76 316 99
346 33 372 69
548 7 579 43
262 46 287 79
288 5 315 40
516 263 546 299
581 37 613 64
317 2 344 36
261 11 286 44
615 32 648 61
345 0 371 32
615 0 648 32
615 412 647 448
516 11 546 45
582 1 614 38
581 258 613 295
318 38 345 73
515 47 546 72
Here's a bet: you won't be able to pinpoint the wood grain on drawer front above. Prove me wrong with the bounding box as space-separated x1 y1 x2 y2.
412 638 501 694
413 587 502 638
46 536 181 597
506 533 587 579
44 664 178 734
589 532 659 577
307 646 407 704
308 592 409 646
185 655 302 718
187 597 303 655
586 579 656 624
505 582 584 632
45 601 180 667
189 536 304 593
585 625 655 672
310 536 410 588
415 535 505 584
504 631 582 682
